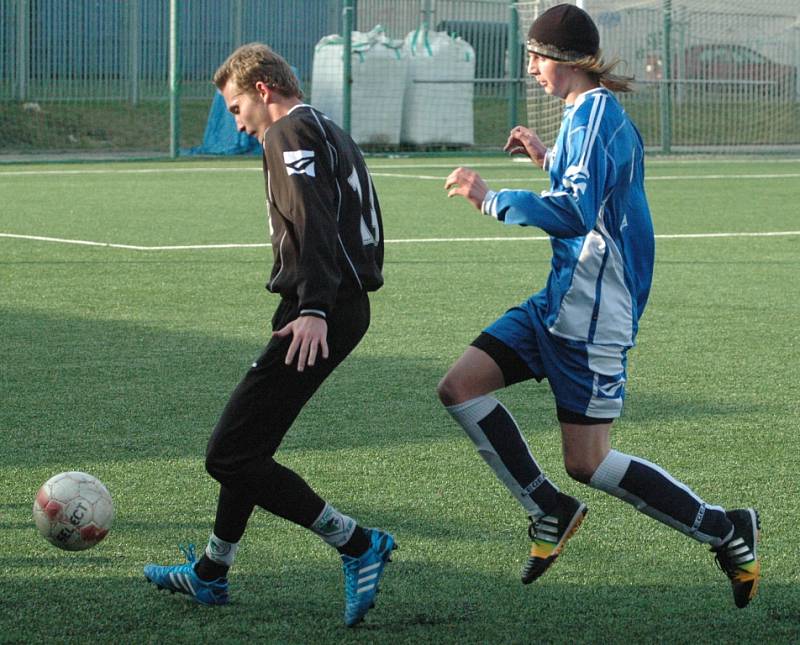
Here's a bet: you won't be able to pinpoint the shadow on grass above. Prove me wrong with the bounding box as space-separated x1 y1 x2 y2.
1 306 448 465
1 559 797 643
2 306 769 468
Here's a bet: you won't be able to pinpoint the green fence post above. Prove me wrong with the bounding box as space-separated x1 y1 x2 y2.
233 0 244 47
421 0 433 28
660 0 672 154
16 0 29 101
508 1 520 130
129 0 141 105
342 0 354 135
169 0 181 158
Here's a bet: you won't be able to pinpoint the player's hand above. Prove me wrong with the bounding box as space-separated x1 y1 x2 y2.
445 167 490 211
503 126 548 168
273 315 329 372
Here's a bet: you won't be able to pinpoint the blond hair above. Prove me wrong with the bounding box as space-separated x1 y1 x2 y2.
213 43 303 99
570 51 635 93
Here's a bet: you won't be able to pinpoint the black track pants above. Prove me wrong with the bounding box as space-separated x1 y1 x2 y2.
204 294 370 538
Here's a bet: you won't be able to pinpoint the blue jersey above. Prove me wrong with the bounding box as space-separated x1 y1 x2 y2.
484 87 654 347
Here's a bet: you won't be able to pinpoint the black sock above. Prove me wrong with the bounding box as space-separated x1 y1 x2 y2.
194 554 230 581
336 526 370 557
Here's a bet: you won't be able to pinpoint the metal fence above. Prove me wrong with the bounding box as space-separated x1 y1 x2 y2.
0 0 798 158
0 0 521 156
0 0 518 103
1 0 339 102
520 0 800 153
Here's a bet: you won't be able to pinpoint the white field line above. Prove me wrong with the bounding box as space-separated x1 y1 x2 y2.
1 160 799 178
370 172 800 182
2 230 799 251
371 172 447 180
10 166 789 181
0 233 270 250
0 167 256 177
0 165 502 177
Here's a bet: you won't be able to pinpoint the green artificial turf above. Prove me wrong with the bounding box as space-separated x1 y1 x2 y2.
1 156 799 643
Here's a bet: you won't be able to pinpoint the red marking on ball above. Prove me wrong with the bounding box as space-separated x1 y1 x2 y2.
44 499 63 520
80 525 109 542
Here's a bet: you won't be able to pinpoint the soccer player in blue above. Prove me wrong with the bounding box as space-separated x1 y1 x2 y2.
440 4 760 608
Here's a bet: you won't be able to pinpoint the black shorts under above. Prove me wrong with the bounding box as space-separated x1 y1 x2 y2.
471 332 614 426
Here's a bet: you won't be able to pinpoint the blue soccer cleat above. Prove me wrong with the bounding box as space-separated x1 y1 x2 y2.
341 528 397 627
143 544 229 606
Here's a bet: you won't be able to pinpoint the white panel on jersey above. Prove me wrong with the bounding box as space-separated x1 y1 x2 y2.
283 150 315 177
550 231 605 341
364 177 380 245
593 221 634 346
347 166 377 246
347 167 362 202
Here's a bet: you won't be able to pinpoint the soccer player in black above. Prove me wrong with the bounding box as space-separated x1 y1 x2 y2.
144 43 395 627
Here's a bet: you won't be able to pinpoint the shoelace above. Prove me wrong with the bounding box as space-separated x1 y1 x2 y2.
178 543 199 566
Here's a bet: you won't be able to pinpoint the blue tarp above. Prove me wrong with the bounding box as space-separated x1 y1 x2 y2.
187 90 262 156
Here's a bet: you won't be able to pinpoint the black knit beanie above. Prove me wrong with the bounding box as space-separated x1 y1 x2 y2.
527 4 600 62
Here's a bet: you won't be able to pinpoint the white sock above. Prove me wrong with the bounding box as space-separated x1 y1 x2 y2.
205 532 239 567
309 503 356 548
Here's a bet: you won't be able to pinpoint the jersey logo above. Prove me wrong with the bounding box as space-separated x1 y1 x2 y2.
595 373 626 399
283 150 315 177
563 164 589 195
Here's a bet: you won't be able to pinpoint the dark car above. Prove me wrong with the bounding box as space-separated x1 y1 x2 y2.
646 44 797 98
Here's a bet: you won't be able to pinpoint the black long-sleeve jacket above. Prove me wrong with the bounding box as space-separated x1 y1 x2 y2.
261 105 384 318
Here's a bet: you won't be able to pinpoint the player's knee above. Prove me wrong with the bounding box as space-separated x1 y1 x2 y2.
205 425 246 485
437 373 467 407
564 456 595 484
206 451 278 489
205 445 255 487
204 450 228 484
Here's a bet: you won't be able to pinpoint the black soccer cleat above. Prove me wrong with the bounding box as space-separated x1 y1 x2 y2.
712 508 761 608
521 492 587 584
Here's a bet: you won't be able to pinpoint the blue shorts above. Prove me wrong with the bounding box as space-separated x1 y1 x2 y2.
479 304 628 420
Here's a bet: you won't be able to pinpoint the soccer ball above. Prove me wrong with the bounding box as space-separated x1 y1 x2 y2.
33 471 114 551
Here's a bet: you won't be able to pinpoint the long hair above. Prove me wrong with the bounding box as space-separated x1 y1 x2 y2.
571 51 635 93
